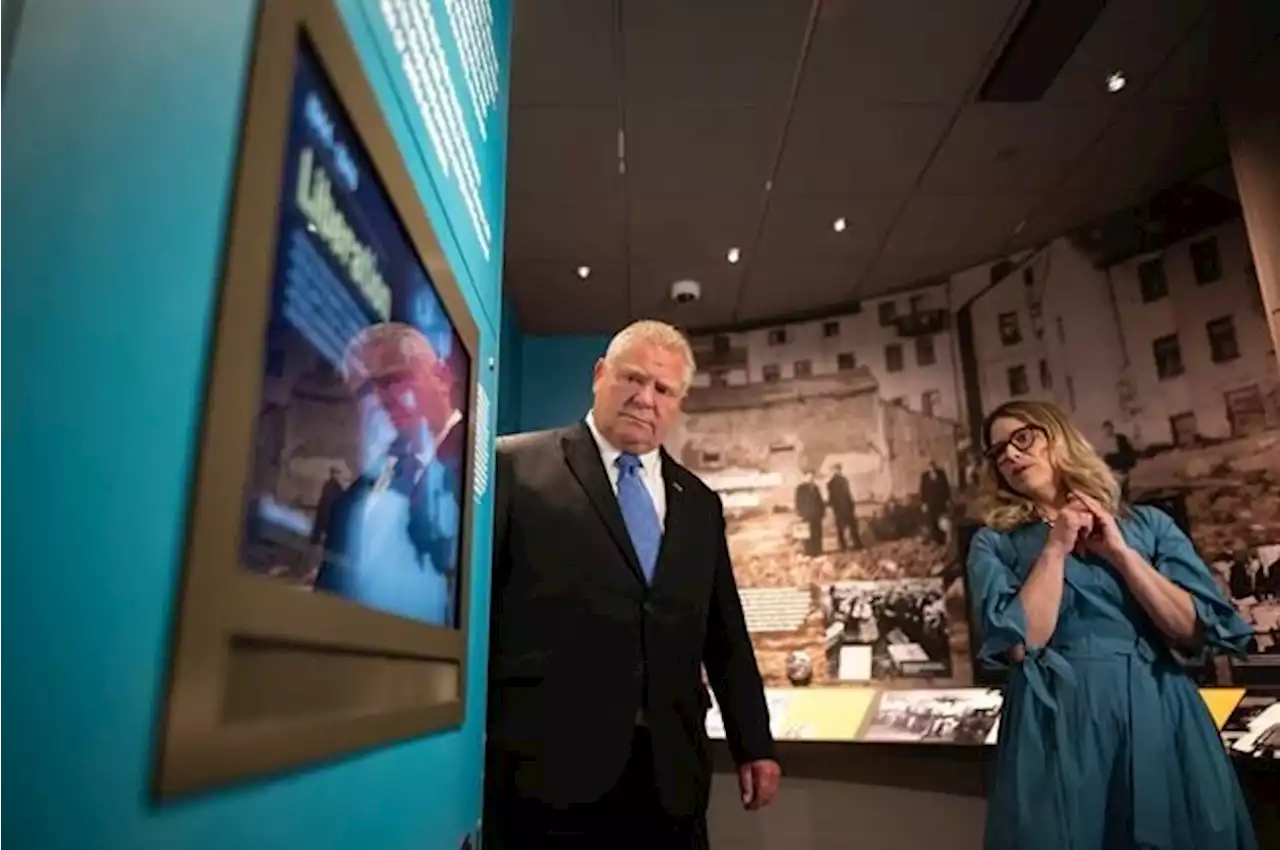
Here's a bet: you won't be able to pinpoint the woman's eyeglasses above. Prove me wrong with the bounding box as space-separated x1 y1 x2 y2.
985 425 1043 461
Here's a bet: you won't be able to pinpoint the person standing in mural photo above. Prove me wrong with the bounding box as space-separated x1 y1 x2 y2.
826 463 863 551
967 399 1257 850
794 471 825 556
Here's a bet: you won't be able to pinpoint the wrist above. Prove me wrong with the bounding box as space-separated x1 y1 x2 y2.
1110 544 1141 571
1042 538 1071 558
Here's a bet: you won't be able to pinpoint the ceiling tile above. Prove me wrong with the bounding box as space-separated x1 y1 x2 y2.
623 0 811 105
756 195 901 260
776 104 953 194
628 261 743 330
799 0 1021 106
1043 0 1208 104
505 195 625 261
1059 104 1223 198
507 260 629 334
919 104 1115 194
629 197 759 262
507 107 620 195
881 194 1037 258
856 253 987 300
1005 190 1143 253
1145 0 1280 103
511 0 617 106
626 106 781 196
736 260 870 323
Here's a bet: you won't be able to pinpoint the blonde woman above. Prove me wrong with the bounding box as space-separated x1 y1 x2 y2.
967 400 1256 850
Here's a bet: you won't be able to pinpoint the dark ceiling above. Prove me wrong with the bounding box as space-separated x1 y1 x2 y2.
503 0 1280 334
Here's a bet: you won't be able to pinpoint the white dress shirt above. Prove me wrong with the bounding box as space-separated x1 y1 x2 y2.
584 411 667 528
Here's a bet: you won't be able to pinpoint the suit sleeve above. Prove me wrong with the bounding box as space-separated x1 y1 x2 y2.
702 495 776 765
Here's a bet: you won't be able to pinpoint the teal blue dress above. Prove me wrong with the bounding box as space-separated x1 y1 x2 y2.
967 505 1257 850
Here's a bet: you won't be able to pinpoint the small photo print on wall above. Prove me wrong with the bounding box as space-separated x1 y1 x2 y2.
1229 700 1280 760
819 579 952 682
1221 691 1279 751
861 688 1002 746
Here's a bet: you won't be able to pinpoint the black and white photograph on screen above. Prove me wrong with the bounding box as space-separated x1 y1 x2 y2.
1221 691 1280 749
861 688 1002 745
819 579 951 682
664 305 974 688
1230 701 1280 760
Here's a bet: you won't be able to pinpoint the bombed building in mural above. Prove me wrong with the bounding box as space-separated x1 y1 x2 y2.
665 345 971 689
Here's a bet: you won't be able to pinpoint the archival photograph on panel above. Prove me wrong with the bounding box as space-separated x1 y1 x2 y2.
1230 701 1280 760
1221 691 1279 750
668 292 974 689
861 688 1003 745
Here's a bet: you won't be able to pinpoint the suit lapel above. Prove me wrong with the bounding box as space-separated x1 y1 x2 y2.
561 424 646 584
651 449 686 587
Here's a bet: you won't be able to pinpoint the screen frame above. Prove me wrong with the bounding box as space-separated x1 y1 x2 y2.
154 0 482 798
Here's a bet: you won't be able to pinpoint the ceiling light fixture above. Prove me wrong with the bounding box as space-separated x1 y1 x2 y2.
833 217 847 233
1105 70 1127 93
727 247 741 264
576 265 591 279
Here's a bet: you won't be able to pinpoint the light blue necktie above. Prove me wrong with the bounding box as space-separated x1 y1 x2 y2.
615 452 661 583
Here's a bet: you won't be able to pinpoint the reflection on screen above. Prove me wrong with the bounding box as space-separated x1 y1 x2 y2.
241 37 470 629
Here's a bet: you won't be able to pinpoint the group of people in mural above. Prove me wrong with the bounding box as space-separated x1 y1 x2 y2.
791 460 955 557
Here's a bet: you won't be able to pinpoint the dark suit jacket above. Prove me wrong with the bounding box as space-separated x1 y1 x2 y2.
487 422 775 817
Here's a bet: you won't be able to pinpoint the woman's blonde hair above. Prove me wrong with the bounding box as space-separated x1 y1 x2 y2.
977 399 1123 531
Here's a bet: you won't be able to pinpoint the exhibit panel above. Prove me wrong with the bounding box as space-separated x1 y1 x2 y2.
153 3 511 828
4 0 505 847
705 687 1249 747
339 0 511 329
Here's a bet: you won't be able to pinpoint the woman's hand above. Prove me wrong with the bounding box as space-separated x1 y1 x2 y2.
1071 491 1131 564
1047 499 1094 556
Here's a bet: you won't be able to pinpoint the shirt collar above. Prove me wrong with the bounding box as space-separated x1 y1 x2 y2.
585 410 661 475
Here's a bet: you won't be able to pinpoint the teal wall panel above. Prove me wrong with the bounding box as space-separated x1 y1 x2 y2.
516 334 612 432
1 1 510 848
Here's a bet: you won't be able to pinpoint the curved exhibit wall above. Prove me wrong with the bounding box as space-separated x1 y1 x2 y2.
2 1 509 848
504 215 1279 752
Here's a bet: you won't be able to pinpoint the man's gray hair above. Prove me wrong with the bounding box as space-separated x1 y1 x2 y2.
603 319 696 391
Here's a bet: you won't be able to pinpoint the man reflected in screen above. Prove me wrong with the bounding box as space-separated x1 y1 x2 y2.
313 321 464 626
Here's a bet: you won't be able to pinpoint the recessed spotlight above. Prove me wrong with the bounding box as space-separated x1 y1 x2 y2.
1105 70 1127 93
833 217 847 233
576 265 591 279
727 247 741 264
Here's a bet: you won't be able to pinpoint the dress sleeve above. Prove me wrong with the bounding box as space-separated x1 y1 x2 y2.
1140 505 1253 657
966 526 1030 668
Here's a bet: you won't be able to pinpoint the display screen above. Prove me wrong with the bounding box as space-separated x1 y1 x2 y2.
241 37 470 629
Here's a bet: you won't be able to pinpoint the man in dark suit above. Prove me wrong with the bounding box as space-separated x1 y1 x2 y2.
794 472 825 556
826 463 862 551
918 459 951 545
486 320 780 847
